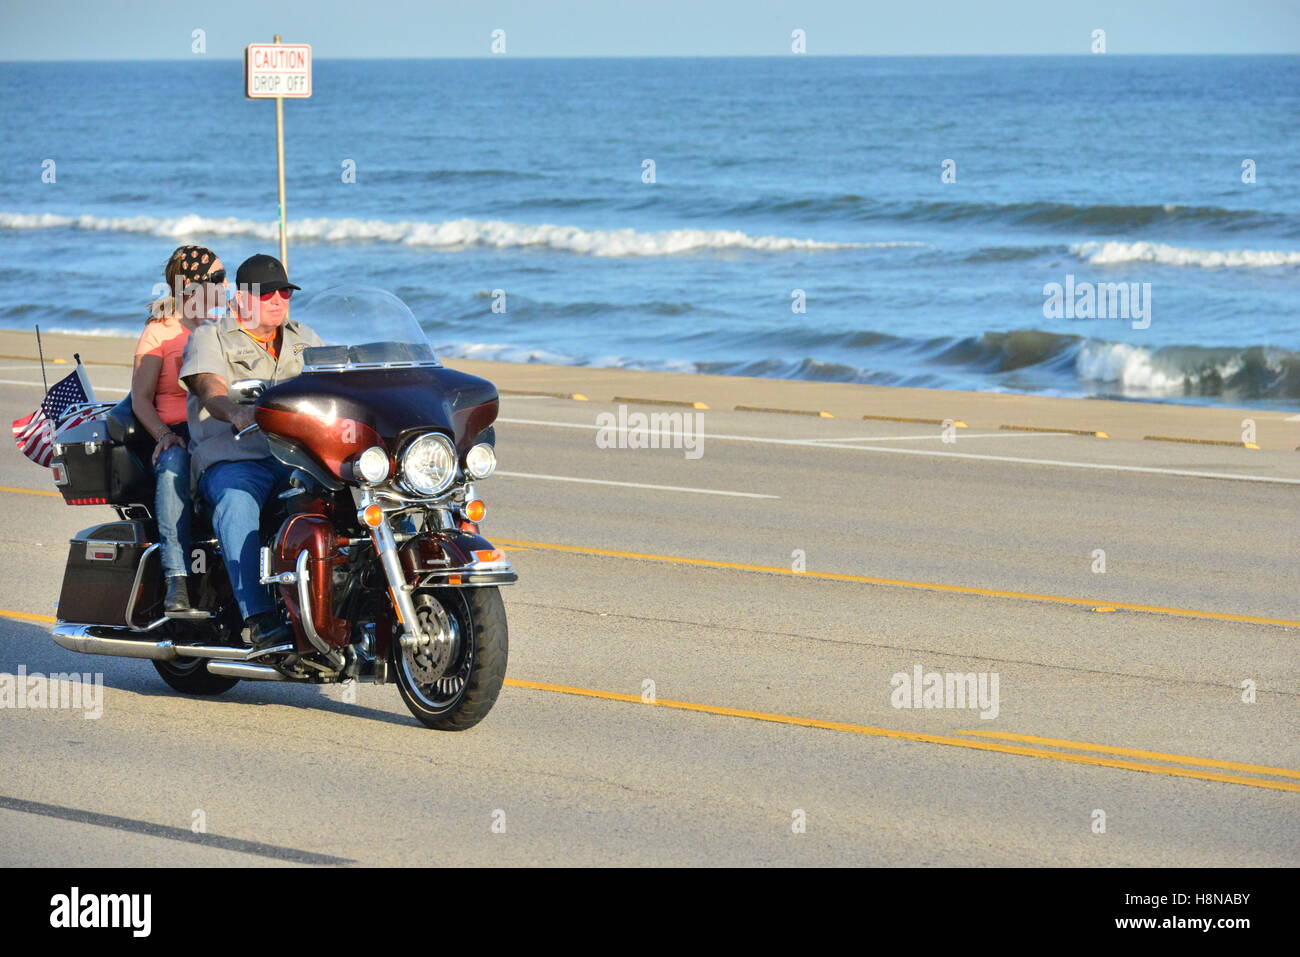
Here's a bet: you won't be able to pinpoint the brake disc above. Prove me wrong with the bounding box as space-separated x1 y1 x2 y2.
405 594 460 683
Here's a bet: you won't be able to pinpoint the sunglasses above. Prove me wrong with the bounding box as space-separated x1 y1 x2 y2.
258 287 293 301
201 269 227 285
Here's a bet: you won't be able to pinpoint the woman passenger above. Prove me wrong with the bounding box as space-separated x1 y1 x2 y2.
131 245 227 617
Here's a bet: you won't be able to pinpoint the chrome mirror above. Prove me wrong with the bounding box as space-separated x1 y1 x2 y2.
229 379 268 404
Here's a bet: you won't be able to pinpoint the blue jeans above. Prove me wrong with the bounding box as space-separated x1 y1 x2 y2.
199 458 293 622
155 429 192 579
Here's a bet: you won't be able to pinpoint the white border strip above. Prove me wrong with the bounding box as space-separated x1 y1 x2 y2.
494 470 778 499
498 417 1300 486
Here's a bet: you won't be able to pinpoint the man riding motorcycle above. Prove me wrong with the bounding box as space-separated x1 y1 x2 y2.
180 253 323 655
50 281 513 729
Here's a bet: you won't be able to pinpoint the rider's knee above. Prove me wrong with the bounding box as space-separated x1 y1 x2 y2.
156 445 189 477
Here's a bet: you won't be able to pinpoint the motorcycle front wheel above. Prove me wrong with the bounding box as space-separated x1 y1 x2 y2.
392 586 508 730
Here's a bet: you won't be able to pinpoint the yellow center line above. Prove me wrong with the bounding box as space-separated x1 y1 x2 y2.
0 609 55 623
3 607 1290 793
504 678 1300 793
2 486 1290 628
495 537 1300 629
0 485 58 498
954 730 1300 780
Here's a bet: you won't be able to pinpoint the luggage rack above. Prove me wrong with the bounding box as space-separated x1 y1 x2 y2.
51 397 155 507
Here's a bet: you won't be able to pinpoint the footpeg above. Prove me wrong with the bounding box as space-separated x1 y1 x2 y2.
165 607 214 621
246 642 295 660
258 547 297 586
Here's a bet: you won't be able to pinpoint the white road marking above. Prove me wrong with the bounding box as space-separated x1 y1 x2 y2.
807 432 1057 443
494 470 779 499
797 443 1300 485
497 417 1300 486
496 416 977 449
0 378 128 394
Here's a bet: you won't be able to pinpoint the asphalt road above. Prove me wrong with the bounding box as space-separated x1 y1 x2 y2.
0 360 1295 866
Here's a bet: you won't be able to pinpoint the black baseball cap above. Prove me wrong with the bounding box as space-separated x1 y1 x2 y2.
235 254 301 294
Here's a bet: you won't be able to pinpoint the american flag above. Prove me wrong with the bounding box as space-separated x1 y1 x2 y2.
11 365 102 468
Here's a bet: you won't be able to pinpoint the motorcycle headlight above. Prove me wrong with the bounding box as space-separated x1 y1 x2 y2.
356 446 390 484
465 443 497 479
400 433 457 496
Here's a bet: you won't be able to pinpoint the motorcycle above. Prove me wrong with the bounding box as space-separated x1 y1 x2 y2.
47 286 515 730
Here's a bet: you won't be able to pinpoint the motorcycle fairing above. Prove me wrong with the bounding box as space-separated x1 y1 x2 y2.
257 366 499 466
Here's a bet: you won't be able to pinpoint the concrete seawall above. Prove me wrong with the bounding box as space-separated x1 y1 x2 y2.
2 328 1295 450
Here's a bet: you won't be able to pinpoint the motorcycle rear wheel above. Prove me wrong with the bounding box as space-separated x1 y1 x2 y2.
392 587 508 730
151 611 241 695
152 655 239 695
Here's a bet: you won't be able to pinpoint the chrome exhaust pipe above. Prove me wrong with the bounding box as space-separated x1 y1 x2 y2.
206 661 287 681
173 644 255 661
52 623 177 660
53 625 260 664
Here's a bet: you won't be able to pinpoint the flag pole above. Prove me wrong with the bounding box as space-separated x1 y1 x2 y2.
72 353 96 404
34 324 48 393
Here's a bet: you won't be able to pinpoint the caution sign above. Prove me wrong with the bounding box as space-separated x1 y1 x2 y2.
245 43 312 99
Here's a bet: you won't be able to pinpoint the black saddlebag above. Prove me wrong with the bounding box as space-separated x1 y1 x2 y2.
56 520 162 627
51 397 155 507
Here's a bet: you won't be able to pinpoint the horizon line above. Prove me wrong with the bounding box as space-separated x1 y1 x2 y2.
3 51 1299 64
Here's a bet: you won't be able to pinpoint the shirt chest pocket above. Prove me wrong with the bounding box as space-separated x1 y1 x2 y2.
228 349 269 376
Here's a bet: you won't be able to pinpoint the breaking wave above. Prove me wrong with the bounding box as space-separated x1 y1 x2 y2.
714 195 1298 235
1070 240 1300 269
1074 340 1300 399
438 330 1300 401
0 211 908 258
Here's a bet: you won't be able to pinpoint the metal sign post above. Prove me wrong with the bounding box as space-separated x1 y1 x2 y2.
245 37 313 270
274 36 287 266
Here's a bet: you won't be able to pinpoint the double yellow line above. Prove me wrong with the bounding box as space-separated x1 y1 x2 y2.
505 679 1300 794
3 606 1292 793
3 483 1294 628
495 537 1300 630
2 481 1293 792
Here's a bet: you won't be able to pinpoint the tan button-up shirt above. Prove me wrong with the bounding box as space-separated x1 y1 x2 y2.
179 312 323 479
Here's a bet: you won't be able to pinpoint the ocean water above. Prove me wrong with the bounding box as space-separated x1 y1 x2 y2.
1 55 1297 408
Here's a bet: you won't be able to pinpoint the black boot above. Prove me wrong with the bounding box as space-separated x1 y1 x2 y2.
163 576 206 619
247 611 293 657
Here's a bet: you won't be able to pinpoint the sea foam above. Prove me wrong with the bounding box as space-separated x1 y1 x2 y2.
1071 240 1300 269
0 211 906 258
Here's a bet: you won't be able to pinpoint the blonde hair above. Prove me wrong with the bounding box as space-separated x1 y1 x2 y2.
146 248 190 323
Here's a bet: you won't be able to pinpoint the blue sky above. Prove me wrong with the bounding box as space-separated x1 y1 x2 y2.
2 0 1298 59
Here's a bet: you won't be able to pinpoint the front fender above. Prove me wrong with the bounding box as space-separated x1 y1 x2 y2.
398 530 518 587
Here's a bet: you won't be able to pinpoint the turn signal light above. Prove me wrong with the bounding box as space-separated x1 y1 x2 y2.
362 504 384 528
472 549 502 563
464 499 486 522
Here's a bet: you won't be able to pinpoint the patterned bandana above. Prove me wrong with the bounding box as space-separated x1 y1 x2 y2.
174 245 219 282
